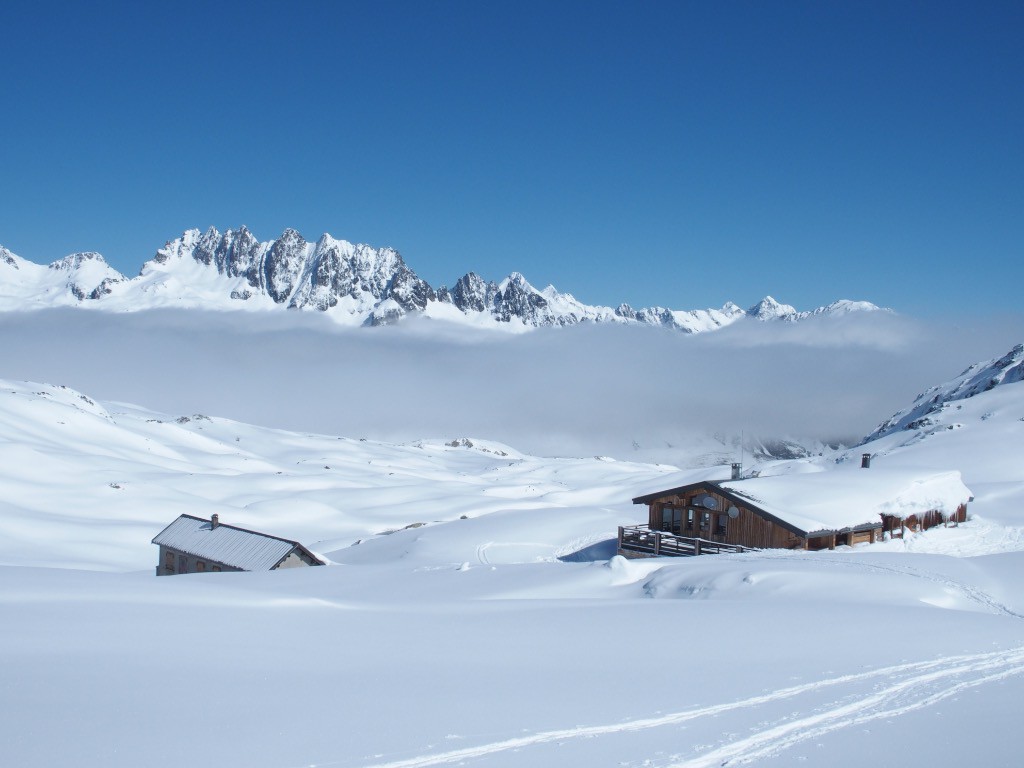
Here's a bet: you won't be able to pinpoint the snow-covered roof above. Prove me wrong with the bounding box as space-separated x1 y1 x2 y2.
635 466 973 536
718 467 973 535
152 515 318 571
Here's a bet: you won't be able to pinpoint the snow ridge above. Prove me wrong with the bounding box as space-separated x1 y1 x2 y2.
0 229 884 331
865 343 1024 442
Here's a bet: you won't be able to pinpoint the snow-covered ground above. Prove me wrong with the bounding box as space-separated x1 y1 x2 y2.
2 341 1024 767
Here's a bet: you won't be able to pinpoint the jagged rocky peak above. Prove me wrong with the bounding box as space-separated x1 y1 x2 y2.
263 228 307 303
448 272 497 313
494 272 551 324
215 226 263 281
48 252 109 271
0 226 888 331
615 303 637 320
386 262 436 311
747 296 798 320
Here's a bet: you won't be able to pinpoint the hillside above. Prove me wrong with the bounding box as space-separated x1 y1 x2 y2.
2 346 1024 767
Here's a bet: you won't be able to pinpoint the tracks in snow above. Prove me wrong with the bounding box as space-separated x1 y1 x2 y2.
345 646 1024 768
783 555 1024 620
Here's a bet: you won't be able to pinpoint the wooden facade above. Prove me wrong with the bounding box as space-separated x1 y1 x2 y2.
880 503 968 540
621 481 882 558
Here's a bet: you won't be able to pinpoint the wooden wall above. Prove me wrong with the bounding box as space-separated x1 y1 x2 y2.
645 487 806 550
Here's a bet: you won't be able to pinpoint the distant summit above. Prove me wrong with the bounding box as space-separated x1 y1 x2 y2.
0 227 885 332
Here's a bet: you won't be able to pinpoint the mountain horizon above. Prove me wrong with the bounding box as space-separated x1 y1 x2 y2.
0 226 884 331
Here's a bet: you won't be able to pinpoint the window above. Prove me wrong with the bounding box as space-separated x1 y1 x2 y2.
685 509 694 530
164 551 174 573
700 511 710 530
211 565 222 572
178 554 188 574
660 506 682 533
197 560 206 572
715 514 728 535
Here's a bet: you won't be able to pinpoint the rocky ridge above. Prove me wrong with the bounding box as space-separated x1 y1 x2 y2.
0 227 884 331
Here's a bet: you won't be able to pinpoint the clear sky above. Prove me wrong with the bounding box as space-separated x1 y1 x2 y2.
1 0 1020 315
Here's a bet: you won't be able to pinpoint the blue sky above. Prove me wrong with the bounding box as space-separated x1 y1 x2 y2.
1 1 1020 315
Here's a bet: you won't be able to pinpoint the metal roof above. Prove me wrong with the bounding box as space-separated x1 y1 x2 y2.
152 515 316 571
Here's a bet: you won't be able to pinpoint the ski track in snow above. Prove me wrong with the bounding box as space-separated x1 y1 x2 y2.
833 559 1024 619
307 647 1024 768
747 553 1024 620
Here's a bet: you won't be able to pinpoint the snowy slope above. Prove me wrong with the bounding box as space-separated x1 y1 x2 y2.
832 343 1024 545
0 230 884 330
2 356 1024 767
0 379 681 571
865 343 1024 441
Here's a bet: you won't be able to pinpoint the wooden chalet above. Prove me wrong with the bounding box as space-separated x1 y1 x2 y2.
620 467 972 558
152 514 325 575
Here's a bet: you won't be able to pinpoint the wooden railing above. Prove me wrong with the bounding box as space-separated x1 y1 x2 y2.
617 525 753 557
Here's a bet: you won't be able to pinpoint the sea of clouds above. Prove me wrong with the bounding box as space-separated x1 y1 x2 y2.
2 308 1021 462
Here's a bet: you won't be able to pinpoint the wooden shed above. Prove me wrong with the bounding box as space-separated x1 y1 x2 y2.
152 514 325 575
621 468 972 558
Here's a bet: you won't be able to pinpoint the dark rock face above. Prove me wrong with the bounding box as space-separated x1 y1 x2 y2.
264 229 307 304
493 273 549 324
386 264 436 311
450 272 495 313
85 278 121 300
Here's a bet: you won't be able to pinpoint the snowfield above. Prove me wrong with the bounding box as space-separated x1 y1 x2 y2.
2 342 1024 767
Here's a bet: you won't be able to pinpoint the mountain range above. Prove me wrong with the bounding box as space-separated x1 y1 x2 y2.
0 227 883 330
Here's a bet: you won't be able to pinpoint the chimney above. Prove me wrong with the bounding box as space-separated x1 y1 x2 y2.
731 462 742 480
861 453 871 469
211 514 220 529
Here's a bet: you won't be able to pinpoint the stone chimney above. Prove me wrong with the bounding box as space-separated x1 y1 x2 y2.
211 513 220 529
731 462 742 480
861 453 871 469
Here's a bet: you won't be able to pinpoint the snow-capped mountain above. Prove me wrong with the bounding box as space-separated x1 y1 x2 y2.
864 343 1024 443
0 228 884 330
0 245 125 306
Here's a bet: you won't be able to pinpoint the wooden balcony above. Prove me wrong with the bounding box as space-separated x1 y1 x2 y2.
617 525 753 558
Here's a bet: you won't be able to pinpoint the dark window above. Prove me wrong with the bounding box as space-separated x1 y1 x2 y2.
715 514 728 535
164 551 174 573
211 565 222 572
686 509 694 530
197 560 206 572
700 511 710 530
661 506 683 533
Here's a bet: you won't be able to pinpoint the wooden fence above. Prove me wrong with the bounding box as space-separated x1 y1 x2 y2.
617 525 753 557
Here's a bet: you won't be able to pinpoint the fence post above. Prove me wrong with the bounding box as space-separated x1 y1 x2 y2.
654 532 661 556
694 538 701 556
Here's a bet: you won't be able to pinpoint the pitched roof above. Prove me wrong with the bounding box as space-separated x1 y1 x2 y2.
634 467 972 536
152 514 321 571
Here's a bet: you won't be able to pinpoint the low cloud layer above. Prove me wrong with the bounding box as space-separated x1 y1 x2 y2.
2 309 1021 461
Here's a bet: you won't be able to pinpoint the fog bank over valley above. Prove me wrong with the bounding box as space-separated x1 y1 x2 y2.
3 309 1022 462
